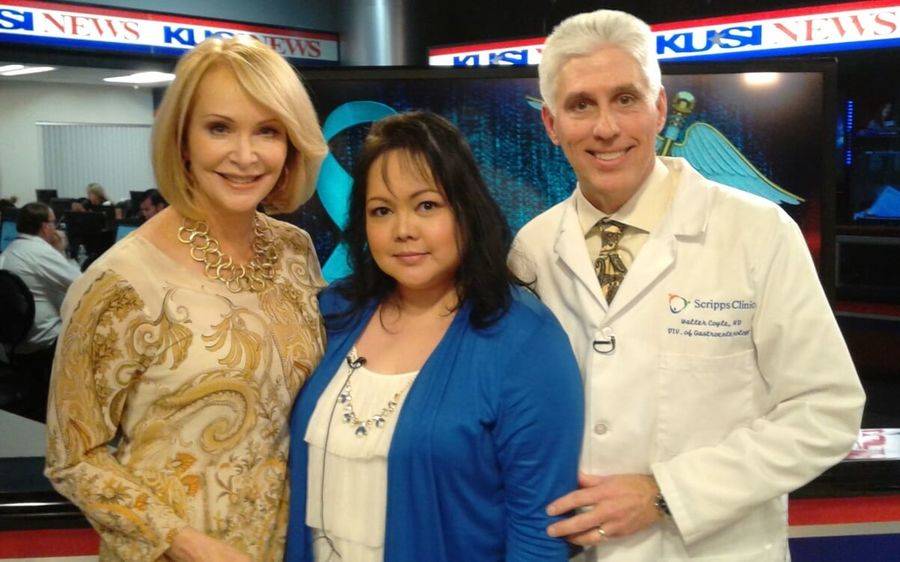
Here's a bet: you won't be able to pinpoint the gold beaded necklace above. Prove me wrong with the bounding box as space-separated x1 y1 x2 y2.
176 215 280 293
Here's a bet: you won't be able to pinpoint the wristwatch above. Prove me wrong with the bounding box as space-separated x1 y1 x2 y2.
654 492 672 517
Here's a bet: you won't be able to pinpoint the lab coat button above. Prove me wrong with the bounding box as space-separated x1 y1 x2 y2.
593 422 608 435
592 336 616 354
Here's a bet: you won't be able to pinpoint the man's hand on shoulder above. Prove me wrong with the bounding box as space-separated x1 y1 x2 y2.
546 472 663 546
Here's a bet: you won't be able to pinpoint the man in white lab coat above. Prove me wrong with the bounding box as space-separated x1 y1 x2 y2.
512 9 865 562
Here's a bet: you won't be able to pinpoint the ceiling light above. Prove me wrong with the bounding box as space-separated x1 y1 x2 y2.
1 66 55 76
103 71 175 84
0 64 25 73
743 73 779 87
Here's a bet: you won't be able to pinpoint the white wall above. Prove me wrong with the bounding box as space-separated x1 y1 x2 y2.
0 82 153 204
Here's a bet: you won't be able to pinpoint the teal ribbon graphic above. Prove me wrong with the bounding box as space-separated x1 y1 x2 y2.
317 101 397 281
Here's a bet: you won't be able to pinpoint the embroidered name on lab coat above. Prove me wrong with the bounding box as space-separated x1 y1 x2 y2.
666 294 756 339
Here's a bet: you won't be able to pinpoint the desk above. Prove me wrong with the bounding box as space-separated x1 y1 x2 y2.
0 410 45 458
789 429 900 561
0 430 897 560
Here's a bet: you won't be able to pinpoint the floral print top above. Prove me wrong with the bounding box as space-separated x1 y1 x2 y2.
44 216 325 561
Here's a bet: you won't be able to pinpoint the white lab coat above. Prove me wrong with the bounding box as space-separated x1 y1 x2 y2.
512 157 864 562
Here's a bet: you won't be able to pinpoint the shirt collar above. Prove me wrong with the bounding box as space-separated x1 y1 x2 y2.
575 158 671 236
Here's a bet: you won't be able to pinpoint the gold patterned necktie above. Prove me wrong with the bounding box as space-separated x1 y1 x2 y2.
593 219 628 303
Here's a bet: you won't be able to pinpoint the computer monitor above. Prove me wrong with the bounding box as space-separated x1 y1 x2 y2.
835 234 900 303
96 204 117 226
49 198 76 220
1 217 18 252
114 218 142 242
35 189 58 204
848 140 900 224
61 211 110 259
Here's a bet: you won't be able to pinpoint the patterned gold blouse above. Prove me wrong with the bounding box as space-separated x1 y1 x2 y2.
44 216 325 561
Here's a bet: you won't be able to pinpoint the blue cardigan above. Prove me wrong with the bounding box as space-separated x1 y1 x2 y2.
286 286 584 562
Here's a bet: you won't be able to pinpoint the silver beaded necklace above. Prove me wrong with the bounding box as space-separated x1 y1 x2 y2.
338 350 414 438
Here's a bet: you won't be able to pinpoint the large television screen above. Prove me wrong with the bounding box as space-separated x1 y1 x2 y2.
661 60 836 278
291 61 836 286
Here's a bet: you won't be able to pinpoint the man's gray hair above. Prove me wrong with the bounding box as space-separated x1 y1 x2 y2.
539 10 662 111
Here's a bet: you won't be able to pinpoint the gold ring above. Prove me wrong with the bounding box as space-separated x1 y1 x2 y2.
597 525 608 540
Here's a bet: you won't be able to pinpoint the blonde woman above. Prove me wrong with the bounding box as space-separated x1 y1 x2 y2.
86 183 110 207
71 183 110 212
45 36 328 561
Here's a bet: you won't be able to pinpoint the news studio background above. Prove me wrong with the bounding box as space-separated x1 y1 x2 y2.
282 64 830 276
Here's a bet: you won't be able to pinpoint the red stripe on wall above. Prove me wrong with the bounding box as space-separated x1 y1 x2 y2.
0 528 99 557
428 1 898 55
5 0 338 40
836 300 900 318
430 36 545 56
0 499 897 556
790 496 900 526
650 0 899 31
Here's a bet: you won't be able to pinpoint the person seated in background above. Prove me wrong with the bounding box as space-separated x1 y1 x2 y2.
0 202 81 419
71 182 111 212
866 101 897 132
139 188 168 220
113 199 130 220
0 196 17 210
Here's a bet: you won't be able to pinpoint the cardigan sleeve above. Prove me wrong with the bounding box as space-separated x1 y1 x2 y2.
494 314 584 562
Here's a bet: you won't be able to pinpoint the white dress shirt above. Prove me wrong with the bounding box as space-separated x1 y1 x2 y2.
306 352 419 562
0 233 81 353
576 158 675 271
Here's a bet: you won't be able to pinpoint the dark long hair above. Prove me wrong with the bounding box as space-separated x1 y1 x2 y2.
334 111 525 329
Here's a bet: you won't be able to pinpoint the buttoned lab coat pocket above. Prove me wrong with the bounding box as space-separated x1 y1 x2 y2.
657 349 756 456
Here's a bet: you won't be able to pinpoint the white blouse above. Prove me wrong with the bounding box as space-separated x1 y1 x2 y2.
305 351 419 562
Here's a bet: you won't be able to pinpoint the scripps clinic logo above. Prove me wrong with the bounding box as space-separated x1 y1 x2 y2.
668 294 690 314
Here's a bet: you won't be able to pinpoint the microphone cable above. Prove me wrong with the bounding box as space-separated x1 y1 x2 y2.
312 353 366 561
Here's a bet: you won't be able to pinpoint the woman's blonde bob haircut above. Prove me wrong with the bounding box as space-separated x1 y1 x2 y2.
152 35 328 218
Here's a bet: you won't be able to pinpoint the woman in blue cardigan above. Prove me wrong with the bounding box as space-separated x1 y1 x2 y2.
287 111 583 562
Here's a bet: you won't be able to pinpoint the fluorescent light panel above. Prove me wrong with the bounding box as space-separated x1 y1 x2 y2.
0 64 25 72
103 71 175 84
2 66 55 76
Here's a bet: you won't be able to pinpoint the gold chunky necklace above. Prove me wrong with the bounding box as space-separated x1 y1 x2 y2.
176 215 280 293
